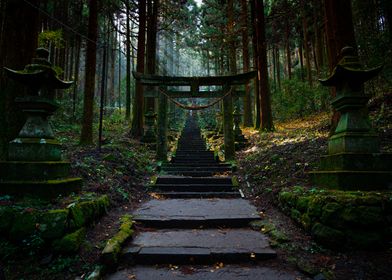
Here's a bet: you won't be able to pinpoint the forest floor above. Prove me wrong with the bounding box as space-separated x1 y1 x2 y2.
235 94 392 280
3 93 392 279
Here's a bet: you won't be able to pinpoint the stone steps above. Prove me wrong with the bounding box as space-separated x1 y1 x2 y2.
106 115 285 278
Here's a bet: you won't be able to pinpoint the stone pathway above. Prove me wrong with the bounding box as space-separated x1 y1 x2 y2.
107 116 304 279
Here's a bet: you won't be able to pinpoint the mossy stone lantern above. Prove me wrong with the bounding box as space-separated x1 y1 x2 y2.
0 48 82 197
142 109 157 144
310 47 392 190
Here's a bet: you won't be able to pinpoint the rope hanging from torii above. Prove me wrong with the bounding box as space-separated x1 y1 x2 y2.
158 86 233 110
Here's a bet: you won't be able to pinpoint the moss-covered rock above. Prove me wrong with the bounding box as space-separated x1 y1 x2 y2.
341 206 384 227
311 223 345 248
320 202 343 228
307 195 324 218
290 208 301 222
296 196 310 212
53 227 86 253
101 215 133 266
39 209 68 240
301 213 312 230
9 209 39 241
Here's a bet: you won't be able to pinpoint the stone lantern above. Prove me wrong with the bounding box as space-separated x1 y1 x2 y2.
0 48 82 197
310 47 392 190
142 109 157 143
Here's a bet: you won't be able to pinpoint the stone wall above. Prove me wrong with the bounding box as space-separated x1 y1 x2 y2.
0 194 110 256
278 187 392 249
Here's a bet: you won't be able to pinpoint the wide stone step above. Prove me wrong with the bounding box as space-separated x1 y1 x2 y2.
133 199 259 228
151 191 241 198
123 229 276 264
153 184 235 192
156 176 232 185
106 265 302 280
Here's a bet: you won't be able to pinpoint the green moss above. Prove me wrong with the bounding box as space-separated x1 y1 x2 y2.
53 227 86 253
320 202 343 228
306 196 324 219
231 176 239 187
296 196 310 212
101 215 133 266
68 195 109 229
10 209 39 241
279 191 295 207
311 223 345 248
39 209 68 240
301 213 312 230
290 208 301 222
341 206 384 227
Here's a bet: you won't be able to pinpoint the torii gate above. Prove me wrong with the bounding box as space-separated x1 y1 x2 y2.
133 71 257 161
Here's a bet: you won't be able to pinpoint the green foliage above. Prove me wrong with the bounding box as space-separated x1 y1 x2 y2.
38 29 65 49
271 76 329 121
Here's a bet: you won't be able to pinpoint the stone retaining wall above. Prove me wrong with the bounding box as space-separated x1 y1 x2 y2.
0 194 109 256
278 187 392 249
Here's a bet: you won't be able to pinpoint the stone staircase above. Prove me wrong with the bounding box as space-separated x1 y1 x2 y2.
107 115 303 279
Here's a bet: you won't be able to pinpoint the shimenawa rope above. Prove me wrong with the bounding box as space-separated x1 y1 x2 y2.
158 87 233 110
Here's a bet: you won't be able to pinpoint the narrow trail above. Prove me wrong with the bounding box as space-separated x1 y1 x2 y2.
107 115 304 279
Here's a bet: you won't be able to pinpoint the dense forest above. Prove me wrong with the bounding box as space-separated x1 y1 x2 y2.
0 0 391 279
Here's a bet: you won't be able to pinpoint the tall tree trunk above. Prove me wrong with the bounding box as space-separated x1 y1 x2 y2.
146 0 159 111
250 0 261 129
301 0 313 86
131 0 147 137
227 0 237 75
324 0 357 131
80 0 98 144
241 0 253 127
275 47 281 90
254 0 273 131
285 19 292 79
298 39 305 82
0 0 39 159
125 3 132 120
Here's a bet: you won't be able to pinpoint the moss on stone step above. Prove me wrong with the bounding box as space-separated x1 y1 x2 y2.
101 215 134 267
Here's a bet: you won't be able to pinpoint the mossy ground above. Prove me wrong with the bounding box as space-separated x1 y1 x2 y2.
236 97 392 279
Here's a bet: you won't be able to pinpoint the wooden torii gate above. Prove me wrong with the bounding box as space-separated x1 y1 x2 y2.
133 71 257 161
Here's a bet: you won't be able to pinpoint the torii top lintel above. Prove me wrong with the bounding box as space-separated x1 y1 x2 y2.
132 71 257 87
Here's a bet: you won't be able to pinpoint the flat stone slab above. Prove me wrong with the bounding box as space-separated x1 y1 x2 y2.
133 199 260 227
106 265 303 280
123 229 276 264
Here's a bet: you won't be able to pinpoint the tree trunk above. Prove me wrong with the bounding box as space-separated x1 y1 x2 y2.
0 0 39 159
131 0 147 137
254 0 273 131
125 3 132 120
80 0 98 145
146 0 159 111
285 19 292 79
301 0 313 86
324 0 357 131
241 0 253 127
250 0 261 129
